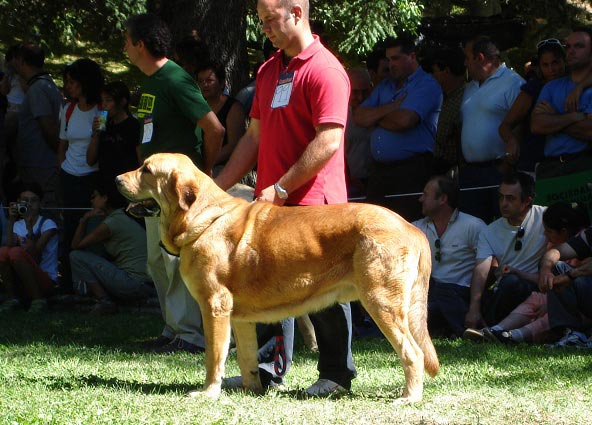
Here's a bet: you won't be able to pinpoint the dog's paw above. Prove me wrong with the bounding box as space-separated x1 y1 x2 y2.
187 386 221 400
392 395 422 405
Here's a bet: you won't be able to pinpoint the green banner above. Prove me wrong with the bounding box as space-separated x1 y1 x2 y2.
536 170 592 218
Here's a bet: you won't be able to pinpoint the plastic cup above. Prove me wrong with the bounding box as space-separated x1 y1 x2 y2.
97 110 108 131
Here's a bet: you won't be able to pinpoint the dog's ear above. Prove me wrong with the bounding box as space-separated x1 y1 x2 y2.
173 173 197 211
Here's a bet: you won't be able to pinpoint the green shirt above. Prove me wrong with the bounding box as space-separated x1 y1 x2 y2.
137 60 211 166
103 209 150 282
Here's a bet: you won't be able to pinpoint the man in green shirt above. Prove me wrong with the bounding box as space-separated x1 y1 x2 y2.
124 13 224 353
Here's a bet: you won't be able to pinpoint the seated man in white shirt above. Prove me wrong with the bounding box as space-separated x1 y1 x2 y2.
464 172 548 330
413 175 487 337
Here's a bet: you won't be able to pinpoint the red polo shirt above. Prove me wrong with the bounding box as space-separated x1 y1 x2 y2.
251 36 350 205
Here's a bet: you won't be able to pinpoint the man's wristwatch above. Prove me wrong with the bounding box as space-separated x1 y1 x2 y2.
274 182 289 200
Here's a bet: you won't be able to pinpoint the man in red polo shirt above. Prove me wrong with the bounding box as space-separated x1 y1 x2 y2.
215 0 355 397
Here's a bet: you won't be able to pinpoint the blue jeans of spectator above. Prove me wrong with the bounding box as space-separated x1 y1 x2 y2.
70 250 155 300
256 303 357 390
548 262 592 331
459 163 502 224
481 273 538 326
428 279 470 337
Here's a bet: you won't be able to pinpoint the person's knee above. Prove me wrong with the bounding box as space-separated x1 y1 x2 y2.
7 246 27 262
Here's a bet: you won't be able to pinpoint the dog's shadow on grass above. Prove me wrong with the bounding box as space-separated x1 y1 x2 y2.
20 373 198 395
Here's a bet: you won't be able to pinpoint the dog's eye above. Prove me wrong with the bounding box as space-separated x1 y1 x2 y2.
141 165 152 175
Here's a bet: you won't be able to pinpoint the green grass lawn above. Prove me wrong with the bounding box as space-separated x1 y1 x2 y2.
0 311 590 424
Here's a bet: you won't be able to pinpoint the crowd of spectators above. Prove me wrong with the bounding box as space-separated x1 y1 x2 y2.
0 15 591 353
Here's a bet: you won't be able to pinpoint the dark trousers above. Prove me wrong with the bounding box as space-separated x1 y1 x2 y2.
481 274 538 326
458 163 502 224
427 279 470 337
366 153 433 222
535 154 592 180
548 262 592 331
256 303 356 389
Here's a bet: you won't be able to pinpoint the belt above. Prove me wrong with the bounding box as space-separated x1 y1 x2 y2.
377 151 432 166
545 150 591 163
464 158 503 168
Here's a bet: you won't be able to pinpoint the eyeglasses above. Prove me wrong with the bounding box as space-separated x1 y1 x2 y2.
536 38 564 50
514 226 525 251
435 239 441 262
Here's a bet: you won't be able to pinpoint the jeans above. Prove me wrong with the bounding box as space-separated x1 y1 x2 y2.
70 249 154 300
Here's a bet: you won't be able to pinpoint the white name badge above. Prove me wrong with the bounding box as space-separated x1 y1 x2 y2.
142 117 153 144
271 72 295 109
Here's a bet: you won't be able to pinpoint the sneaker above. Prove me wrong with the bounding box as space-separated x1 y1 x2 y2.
139 335 173 351
462 328 485 342
89 300 118 315
0 298 21 313
222 375 244 389
304 379 347 397
28 299 49 314
547 329 591 349
221 375 283 390
154 337 205 354
483 328 516 345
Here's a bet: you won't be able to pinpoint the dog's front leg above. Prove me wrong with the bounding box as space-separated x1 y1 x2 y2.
191 312 231 400
231 321 262 394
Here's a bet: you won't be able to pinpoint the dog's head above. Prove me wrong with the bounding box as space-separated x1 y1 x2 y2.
116 153 203 216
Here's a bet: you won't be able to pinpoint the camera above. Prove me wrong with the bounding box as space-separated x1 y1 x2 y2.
16 201 29 215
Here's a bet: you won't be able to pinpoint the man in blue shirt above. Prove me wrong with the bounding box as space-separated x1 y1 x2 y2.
531 27 592 180
354 35 442 221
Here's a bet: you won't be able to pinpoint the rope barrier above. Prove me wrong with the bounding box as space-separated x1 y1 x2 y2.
1 185 501 210
348 184 500 202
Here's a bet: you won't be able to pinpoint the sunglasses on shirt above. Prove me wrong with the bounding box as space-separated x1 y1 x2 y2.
514 226 525 251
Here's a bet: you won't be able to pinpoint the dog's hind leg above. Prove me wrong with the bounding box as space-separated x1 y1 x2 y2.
232 321 263 394
192 313 231 400
361 294 425 404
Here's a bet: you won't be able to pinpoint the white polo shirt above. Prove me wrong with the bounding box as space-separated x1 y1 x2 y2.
413 209 486 287
477 205 547 274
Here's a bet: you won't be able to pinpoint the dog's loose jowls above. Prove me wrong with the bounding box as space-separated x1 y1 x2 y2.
116 153 439 404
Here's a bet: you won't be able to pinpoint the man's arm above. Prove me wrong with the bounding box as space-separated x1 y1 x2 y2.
196 111 224 177
214 118 260 191
38 115 60 152
531 101 586 135
377 109 420 132
563 118 592 141
258 123 344 205
353 93 406 129
538 243 578 292
464 256 493 329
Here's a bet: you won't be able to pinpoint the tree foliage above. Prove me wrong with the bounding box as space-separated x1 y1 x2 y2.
0 0 145 53
245 0 424 61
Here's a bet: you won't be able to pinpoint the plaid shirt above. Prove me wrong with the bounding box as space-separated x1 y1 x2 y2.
434 83 465 164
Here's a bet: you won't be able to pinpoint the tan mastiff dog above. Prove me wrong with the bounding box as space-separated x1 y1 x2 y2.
116 153 439 403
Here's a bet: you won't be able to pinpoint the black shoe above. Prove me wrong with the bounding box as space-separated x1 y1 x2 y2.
462 328 485 342
154 337 205 354
139 335 173 351
483 328 516 345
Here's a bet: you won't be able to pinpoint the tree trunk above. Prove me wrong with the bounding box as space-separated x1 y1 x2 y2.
147 0 250 95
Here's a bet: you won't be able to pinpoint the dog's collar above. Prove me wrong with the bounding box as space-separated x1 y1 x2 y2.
159 241 180 257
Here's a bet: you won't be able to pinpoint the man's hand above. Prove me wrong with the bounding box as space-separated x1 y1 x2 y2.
256 185 286 206
534 100 557 115
565 83 584 112
538 269 556 293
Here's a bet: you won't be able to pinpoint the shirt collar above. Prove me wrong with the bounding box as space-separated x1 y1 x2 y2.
275 35 323 64
483 63 507 84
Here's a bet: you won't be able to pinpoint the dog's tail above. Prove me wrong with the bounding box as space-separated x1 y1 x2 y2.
409 236 440 377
